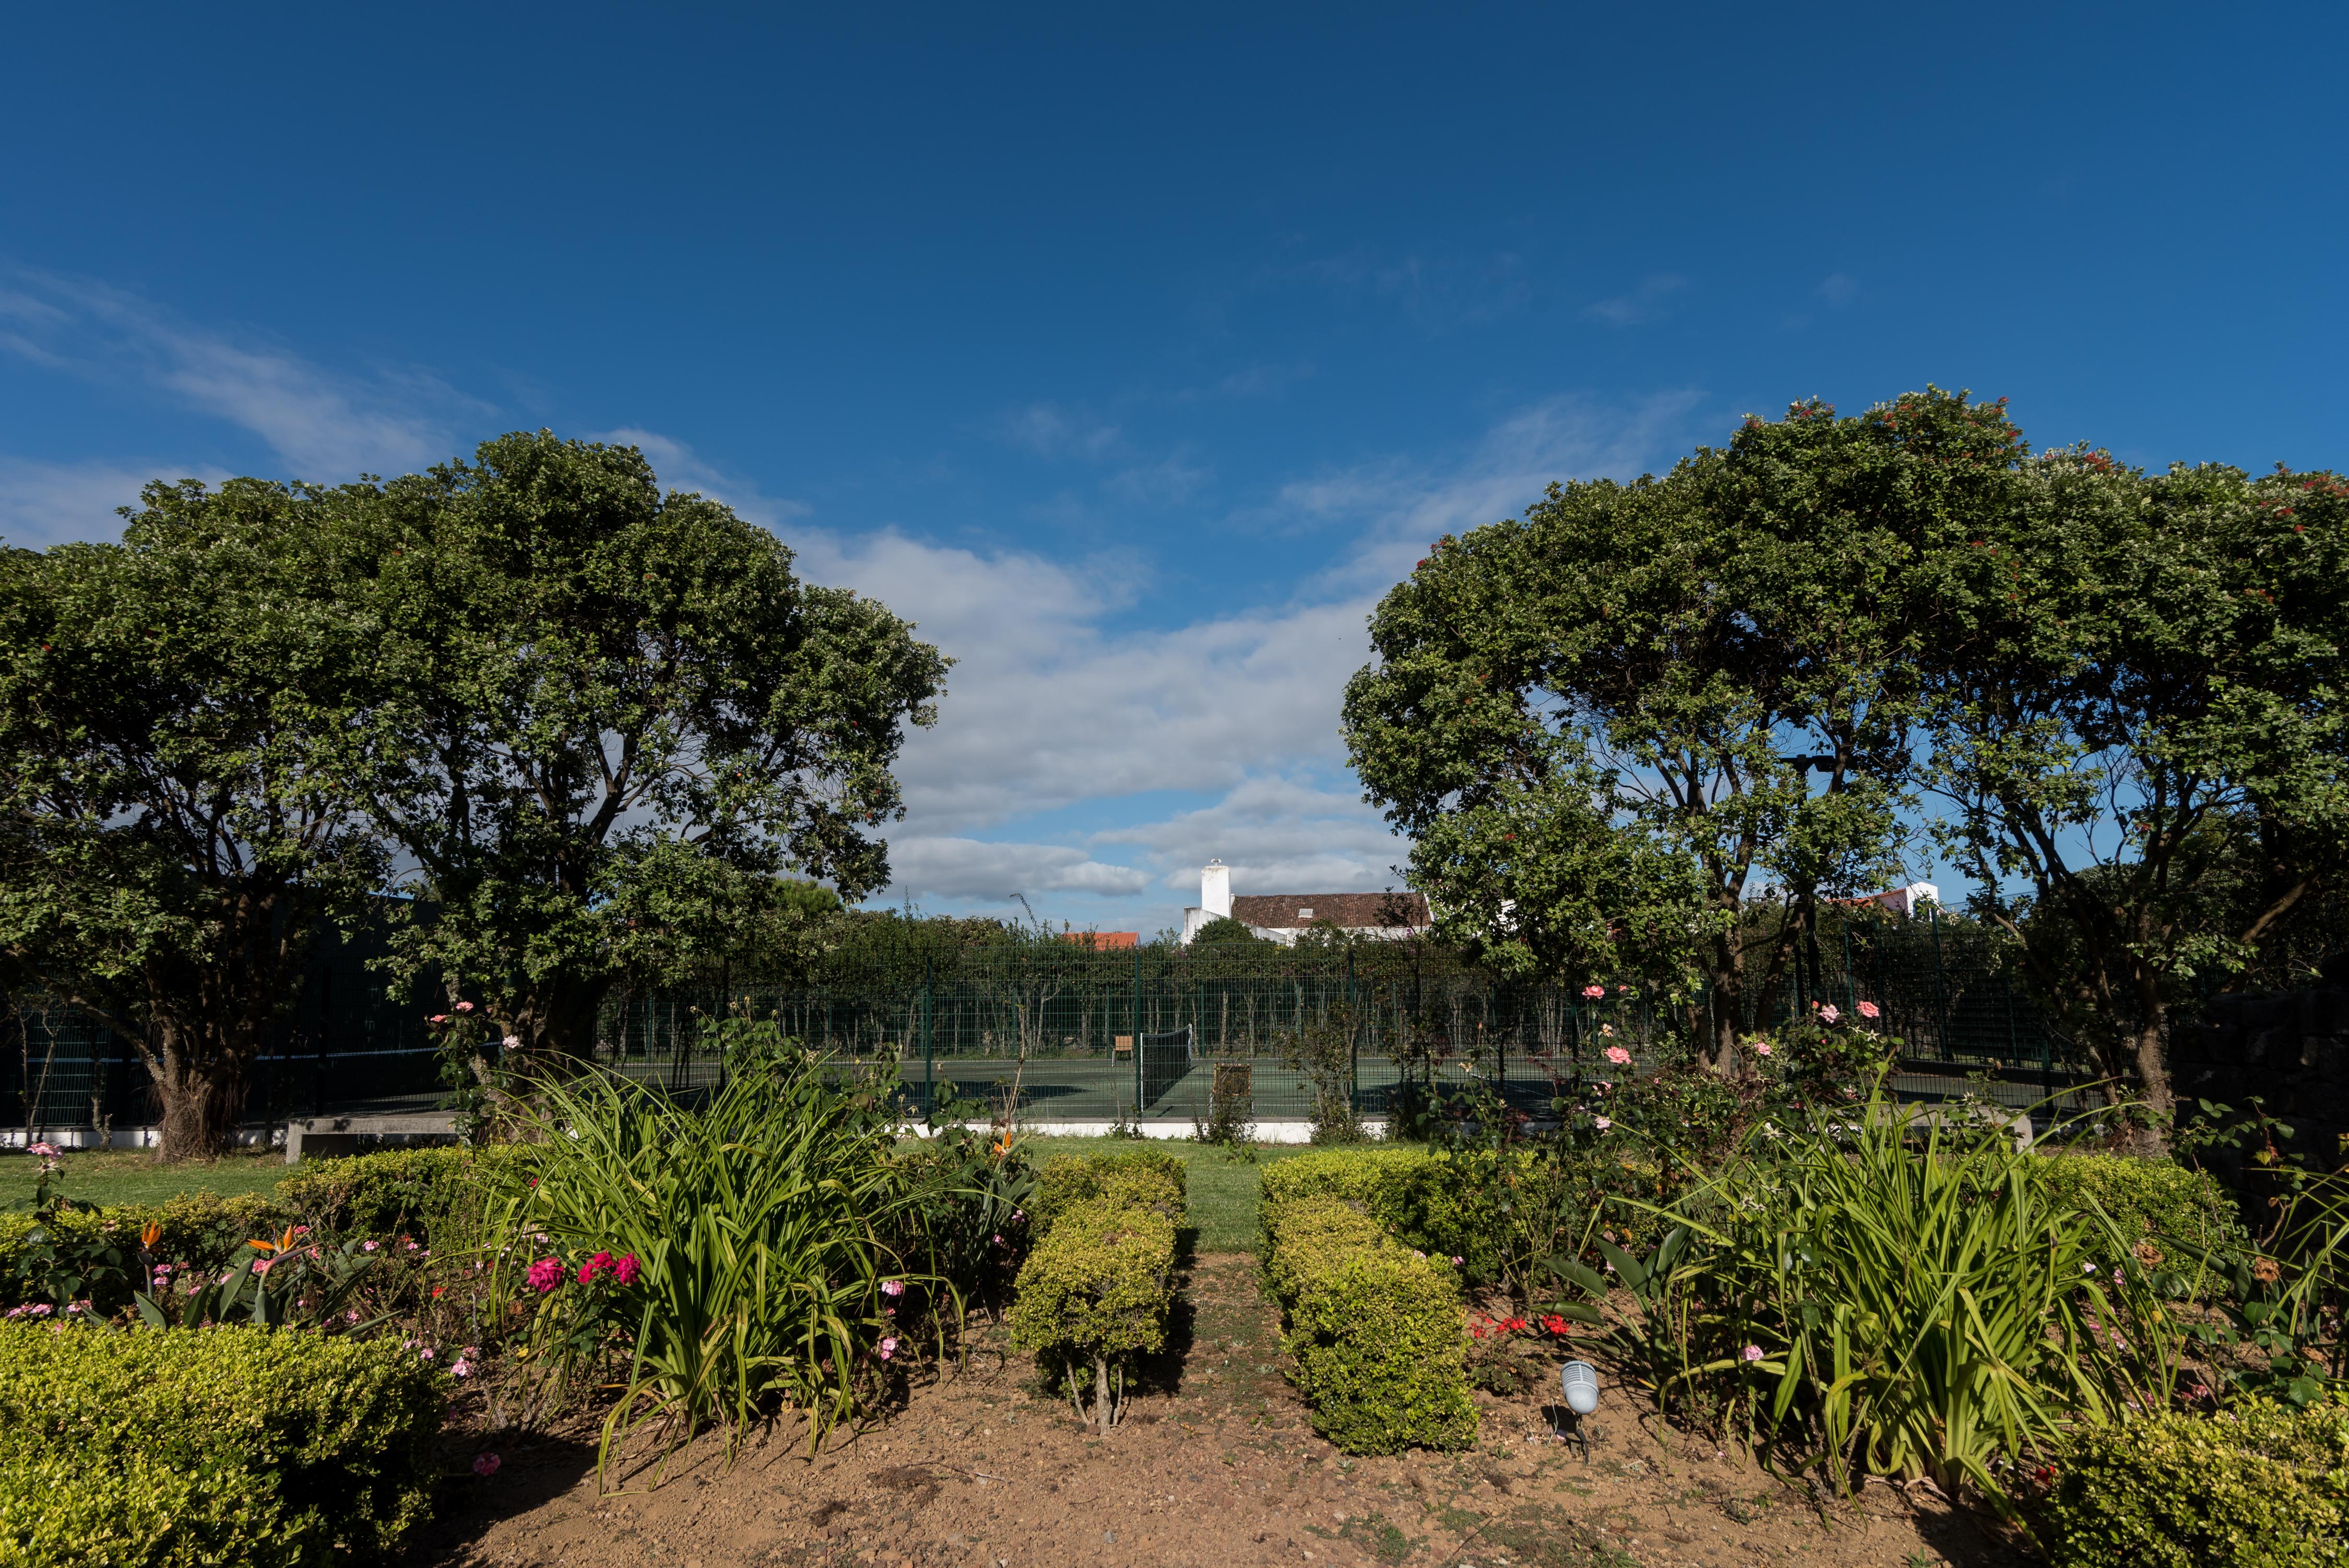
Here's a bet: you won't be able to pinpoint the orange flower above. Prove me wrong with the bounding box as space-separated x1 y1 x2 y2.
139 1221 162 1252
2253 1257 2283 1285
249 1226 300 1257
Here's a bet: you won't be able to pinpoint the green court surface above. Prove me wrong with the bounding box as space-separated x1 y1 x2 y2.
1018 1135 1332 1254
10 1148 289 1211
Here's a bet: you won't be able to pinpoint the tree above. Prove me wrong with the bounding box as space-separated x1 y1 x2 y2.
338 432 949 1073
1345 391 2026 1071
1927 453 2349 1147
1189 916 1268 946
0 481 387 1158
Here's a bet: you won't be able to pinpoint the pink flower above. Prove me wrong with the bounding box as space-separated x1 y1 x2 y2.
455 1001 475 1013
1604 1046 1632 1066
418 1347 434 1362
613 1255 642 1287
472 1453 501 1477
879 1336 899 1362
1857 1001 1880 1019
1581 985 1606 1000
361 1240 378 1252
452 1358 472 1379
1818 1004 1840 1024
526 1257 564 1294
428 1014 449 1025
1753 1041 1773 1058
1593 1116 1612 1132
1741 1345 1764 1362
881 1279 905 1298
1449 1255 1464 1267
252 1259 272 1276
502 1034 521 1050
26 1142 60 1158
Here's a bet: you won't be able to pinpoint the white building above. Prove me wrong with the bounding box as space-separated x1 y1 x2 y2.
1179 859 1430 946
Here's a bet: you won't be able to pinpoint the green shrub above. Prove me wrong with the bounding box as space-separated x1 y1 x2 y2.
2038 1151 2245 1266
0 1191 288 1312
1007 1199 1178 1428
1030 1149 1188 1234
0 1324 444 1566
279 1144 543 1242
2031 1400 2349 1567
1258 1145 1431 1217
1263 1194 1475 1454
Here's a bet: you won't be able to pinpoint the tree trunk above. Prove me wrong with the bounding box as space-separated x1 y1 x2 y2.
2130 1015 2173 1157
1094 1355 1114 1429
147 1024 249 1162
1706 966 1743 1076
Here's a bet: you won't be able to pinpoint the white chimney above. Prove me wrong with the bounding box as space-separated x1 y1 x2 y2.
1202 859 1231 920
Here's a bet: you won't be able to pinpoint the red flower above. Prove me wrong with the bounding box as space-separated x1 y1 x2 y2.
613 1254 643 1287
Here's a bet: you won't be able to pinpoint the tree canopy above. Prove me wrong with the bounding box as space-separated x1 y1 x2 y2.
0 479 386 1156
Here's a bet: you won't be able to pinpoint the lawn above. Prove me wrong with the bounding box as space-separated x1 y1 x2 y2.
1018 1135 1331 1253
15 1148 290 1210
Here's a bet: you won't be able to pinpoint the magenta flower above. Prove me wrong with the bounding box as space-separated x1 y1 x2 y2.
1604 1046 1632 1067
526 1256 564 1294
472 1452 501 1477
613 1254 642 1287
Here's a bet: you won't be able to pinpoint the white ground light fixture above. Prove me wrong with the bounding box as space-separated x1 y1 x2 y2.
1561 1361 1599 1415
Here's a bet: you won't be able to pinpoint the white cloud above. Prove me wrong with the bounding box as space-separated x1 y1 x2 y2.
993 401 1123 460
1584 273 1689 327
0 269 491 479
1105 450 1211 506
885 838 1153 901
0 457 229 548
592 427 811 523
1817 272 1858 307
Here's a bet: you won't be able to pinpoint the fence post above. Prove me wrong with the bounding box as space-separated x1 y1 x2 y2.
1132 948 1143 1115
921 957 933 1116
1930 904 1950 1061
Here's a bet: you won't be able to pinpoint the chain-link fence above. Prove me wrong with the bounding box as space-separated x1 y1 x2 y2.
4 908 2114 1137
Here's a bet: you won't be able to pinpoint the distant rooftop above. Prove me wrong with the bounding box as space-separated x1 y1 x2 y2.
1229 893 1428 929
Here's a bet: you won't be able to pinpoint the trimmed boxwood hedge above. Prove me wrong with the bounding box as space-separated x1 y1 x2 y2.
1029 1148 1187 1235
1010 1151 1187 1425
277 1144 543 1243
0 1325 445 1566
2036 1152 2245 1263
2031 1400 2349 1567
1261 1163 1474 1455
1258 1145 1432 1211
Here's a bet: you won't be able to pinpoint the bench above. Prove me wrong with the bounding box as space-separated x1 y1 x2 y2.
284 1112 461 1165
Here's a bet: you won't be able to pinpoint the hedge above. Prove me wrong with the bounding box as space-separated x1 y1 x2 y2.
1007 1199 1178 1426
0 1325 445 1566
277 1144 543 1243
1259 1145 1432 1211
2031 1400 2349 1567
1262 1192 1475 1454
1029 1149 1187 1235
2037 1152 2245 1265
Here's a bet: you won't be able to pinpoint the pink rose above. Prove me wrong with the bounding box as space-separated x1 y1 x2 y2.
1581 985 1606 1000
1604 1046 1632 1066
1818 1004 1840 1024
1857 1001 1880 1019
1753 1041 1773 1058
455 1001 475 1013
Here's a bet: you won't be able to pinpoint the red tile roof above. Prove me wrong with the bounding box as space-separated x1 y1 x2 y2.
1058 931 1140 949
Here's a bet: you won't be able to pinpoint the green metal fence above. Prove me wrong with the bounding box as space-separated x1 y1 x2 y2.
4 909 2114 1135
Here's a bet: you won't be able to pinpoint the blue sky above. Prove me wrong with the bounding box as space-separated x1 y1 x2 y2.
5 4 2344 935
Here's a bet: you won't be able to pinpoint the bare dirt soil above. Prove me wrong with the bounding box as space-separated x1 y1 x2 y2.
408 1258 2038 1568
